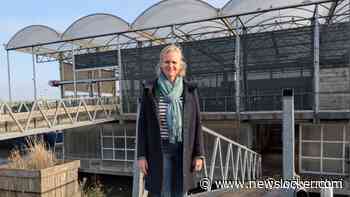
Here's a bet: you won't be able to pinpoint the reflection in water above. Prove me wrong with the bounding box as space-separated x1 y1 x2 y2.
79 172 132 197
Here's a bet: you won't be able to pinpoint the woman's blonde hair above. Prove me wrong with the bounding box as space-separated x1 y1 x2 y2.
157 44 187 77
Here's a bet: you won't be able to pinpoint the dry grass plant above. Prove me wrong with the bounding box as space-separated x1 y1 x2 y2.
7 137 57 170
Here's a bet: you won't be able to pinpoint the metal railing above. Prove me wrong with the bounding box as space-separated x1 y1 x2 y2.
132 126 262 196
123 91 350 113
0 96 119 135
200 126 262 191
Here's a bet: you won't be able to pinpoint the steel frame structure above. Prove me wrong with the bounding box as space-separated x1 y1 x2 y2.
0 96 119 140
5 0 349 115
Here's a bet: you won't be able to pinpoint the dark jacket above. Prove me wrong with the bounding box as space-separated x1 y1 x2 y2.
136 79 205 194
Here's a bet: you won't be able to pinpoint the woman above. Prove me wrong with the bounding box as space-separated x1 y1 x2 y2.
137 44 205 197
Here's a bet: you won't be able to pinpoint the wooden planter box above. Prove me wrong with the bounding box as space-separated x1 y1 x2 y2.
0 160 81 197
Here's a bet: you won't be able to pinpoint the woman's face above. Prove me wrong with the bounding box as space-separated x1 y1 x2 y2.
161 51 182 82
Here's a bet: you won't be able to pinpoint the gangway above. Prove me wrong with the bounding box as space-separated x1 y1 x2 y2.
0 96 119 141
132 126 263 197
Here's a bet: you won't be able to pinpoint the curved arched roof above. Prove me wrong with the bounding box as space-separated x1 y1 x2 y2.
131 0 224 41
221 0 330 32
62 13 129 39
6 0 338 52
132 0 218 29
221 0 314 15
61 13 131 46
6 25 61 50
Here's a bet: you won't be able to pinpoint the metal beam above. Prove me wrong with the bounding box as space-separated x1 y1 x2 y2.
31 47 38 100
220 18 239 36
282 88 295 197
49 77 119 86
118 35 124 115
313 5 320 119
6 50 12 102
135 31 166 45
326 0 339 24
235 19 241 119
72 44 78 98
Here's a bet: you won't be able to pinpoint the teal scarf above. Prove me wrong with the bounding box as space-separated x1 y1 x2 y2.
157 72 183 143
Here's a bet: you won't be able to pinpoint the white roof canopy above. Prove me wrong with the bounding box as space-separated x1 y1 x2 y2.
221 0 332 32
6 0 339 53
6 25 61 50
62 13 131 47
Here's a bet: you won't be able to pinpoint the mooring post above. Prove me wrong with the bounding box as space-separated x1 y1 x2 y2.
321 187 333 197
282 88 295 197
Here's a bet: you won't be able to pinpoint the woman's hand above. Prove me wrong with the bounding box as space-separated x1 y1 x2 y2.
192 158 203 171
138 159 148 175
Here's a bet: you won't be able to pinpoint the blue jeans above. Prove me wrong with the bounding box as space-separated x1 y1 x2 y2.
151 141 187 197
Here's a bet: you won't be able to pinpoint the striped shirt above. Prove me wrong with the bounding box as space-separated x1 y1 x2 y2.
158 96 183 139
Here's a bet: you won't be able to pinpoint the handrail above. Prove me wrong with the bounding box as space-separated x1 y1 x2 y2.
0 96 119 134
201 126 262 192
132 125 262 196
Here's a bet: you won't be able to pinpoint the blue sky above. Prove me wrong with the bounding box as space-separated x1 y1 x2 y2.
0 0 228 101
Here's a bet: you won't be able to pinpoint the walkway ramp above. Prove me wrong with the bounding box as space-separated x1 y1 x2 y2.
0 97 119 140
132 126 263 197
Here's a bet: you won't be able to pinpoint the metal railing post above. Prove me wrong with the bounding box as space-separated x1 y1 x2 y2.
321 187 333 197
313 4 320 118
6 50 12 102
32 47 38 100
118 35 124 116
132 100 147 197
282 88 295 197
235 18 241 117
72 44 77 98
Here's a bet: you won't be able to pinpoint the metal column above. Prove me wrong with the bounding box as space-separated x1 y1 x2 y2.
118 35 124 115
6 50 12 102
59 59 65 98
282 88 295 197
235 18 241 118
31 47 37 100
314 5 320 118
321 187 333 197
132 101 147 197
72 44 77 98
97 69 102 97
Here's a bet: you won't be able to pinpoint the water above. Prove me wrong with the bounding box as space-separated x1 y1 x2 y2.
79 172 132 197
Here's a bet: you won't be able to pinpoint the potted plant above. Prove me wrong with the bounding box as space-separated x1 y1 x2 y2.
0 137 81 197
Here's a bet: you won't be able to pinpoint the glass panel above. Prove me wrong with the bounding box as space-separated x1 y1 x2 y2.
102 130 112 136
115 150 125 160
323 125 343 141
301 158 320 172
127 150 135 161
115 138 125 149
302 125 321 140
103 150 113 160
113 128 125 136
126 138 135 149
125 127 136 136
102 137 113 148
345 160 350 174
323 143 343 158
345 144 350 167
302 142 321 157
323 159 343 174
